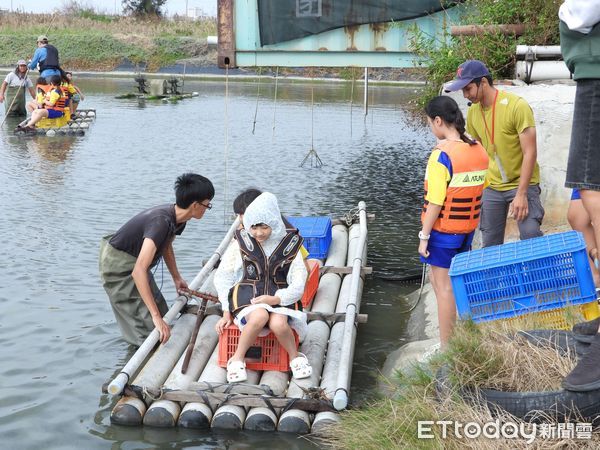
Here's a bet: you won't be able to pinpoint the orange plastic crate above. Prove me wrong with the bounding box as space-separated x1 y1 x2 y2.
301 260 320 308
217 324 299 371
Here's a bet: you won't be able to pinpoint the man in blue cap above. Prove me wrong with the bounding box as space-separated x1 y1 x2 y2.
445 60 543 247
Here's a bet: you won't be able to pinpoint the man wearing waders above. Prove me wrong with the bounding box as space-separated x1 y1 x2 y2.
0 60 35 116
99 173 215 346
28 35 62 82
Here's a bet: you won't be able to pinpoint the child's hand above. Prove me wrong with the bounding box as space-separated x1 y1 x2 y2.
418 240 430 258
251 295 280 306
216 311 232 334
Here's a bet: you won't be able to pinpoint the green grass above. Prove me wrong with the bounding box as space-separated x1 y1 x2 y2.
0 12 216 71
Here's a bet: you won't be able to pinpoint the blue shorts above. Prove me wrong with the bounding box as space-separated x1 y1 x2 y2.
420 231 474 269
571 189 581 200
47 109 64 119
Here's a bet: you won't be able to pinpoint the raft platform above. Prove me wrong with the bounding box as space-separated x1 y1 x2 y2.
14 109 97 137
103 202 370 434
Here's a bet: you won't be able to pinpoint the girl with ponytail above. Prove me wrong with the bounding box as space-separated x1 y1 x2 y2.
419 96 489 347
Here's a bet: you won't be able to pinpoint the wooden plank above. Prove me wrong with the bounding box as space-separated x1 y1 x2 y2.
145 388 335 413
306 311 368 324
319 266 372 275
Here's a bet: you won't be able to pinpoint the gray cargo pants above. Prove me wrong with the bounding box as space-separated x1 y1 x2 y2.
480 185 545 248
99 235 168 346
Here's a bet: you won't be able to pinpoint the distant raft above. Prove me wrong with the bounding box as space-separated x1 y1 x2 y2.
115 76 199 101
14 109 97 137
103 202 370 435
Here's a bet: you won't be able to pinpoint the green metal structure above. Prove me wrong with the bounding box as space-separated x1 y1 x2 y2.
217 0 462 68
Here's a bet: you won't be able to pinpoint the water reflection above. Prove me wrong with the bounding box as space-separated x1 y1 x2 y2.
0 77 431 449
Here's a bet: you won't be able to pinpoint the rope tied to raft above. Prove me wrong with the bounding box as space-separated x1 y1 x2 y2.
143 385 164 401
397 263 428 314
342 207 360 227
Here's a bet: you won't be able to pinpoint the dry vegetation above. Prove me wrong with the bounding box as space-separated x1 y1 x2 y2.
320 315 600 449
0 12 216 70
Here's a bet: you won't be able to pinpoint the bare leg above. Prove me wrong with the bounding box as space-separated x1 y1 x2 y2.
230 308 269 362
568 198 600 287
580 190 600 334
429 265 457 348
269 313 299 359
26 109 49 127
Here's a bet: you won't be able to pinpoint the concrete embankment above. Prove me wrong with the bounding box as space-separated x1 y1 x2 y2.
381 80 577 386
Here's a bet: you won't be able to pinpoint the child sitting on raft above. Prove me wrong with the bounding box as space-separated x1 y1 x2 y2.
214 192 313 383
64 71 84 114
418 96 488 347
17 75 66 132
25 76 47 115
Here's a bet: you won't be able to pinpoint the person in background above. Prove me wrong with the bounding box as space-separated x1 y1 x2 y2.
214 193 312 383
418 96 489 347
444 60 544 247
558 0 600 392
99 173 214 346
28 35 62 82
0 60 36 116
64 71 85 114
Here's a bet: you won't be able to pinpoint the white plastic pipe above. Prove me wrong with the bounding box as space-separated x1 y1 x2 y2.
515 45 562 57
333 202 367 410
108 218 239 396
515 61 572 82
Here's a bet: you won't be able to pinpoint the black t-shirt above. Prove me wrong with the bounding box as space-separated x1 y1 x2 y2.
109 204 186 267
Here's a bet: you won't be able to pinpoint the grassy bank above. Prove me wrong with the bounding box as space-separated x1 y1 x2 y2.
321 317 600 449
0 12 216 71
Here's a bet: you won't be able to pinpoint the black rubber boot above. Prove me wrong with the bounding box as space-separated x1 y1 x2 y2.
573 317 600 335
563 333 600 392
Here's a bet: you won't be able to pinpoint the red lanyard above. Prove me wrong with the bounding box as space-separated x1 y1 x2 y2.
480 90 499 147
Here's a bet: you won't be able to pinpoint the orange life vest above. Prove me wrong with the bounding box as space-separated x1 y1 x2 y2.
422 140 489 234
44 86 68 111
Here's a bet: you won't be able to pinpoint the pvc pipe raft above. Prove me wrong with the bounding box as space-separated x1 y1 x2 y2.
211 368 261 430
142 314 220 427
177 346 225 429
108 218 239 396
110 312 196 426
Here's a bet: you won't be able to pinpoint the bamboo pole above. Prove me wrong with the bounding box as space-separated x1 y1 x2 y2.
107 218 239 396
333 204 367 410
450 24 526 36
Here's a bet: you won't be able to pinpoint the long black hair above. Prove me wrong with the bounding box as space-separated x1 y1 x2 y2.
425 96 476 145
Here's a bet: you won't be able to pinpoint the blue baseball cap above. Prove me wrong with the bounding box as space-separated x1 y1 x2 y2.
444 60 491 92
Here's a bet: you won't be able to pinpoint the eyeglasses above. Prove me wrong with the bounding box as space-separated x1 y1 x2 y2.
198 201 212 210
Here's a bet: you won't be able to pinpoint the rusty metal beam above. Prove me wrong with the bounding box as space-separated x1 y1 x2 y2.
217 0 235 68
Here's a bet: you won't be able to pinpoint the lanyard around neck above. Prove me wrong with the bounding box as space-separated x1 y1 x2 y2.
480 89 499 147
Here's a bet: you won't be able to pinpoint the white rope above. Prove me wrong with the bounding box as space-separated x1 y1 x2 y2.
272 66 279 139
252 68 261 135
349 68 355 137
223 64 230 224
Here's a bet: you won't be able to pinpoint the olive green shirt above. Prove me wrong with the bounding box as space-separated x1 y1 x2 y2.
466 90 539 191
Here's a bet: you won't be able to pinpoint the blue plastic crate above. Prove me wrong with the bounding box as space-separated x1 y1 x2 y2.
287 216 332 259
449 231 597 323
